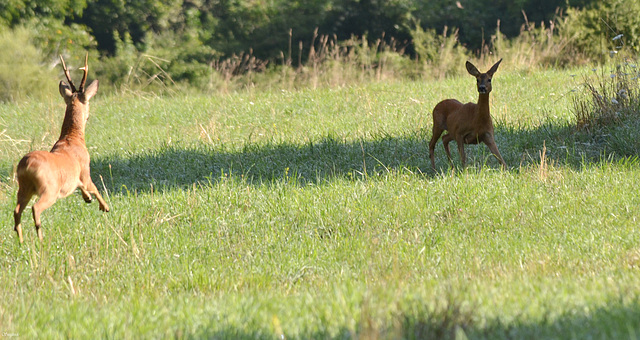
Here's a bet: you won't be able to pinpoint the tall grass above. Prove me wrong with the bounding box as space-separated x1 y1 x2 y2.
568 49 640 158
489 14 575 69
207 30 417 93
411 24 470 79
572 57 640 131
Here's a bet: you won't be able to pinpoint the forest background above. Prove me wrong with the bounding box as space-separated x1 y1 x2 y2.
1 0 640 101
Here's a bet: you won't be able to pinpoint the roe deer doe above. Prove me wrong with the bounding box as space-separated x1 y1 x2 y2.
13 54 109 243
428 59 506 170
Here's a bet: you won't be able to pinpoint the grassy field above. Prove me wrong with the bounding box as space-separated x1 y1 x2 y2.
1 65 640 339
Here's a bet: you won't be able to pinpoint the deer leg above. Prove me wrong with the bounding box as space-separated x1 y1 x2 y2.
455 137 467 168
14 189 34 244
83 180 110 212
31 191 58 241
429 126 445 170
442 134 455 166
79 170 110 212
483 135 507 169
79 185 92 203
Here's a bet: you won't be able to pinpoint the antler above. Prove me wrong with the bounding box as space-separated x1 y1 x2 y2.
59 53 89 93
59 54 77 92
78 52 88 93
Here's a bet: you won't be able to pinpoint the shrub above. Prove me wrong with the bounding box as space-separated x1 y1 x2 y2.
572 55 640 131
89 29 220 93
0 26 56 103
560 0 640 63
23 18 97 62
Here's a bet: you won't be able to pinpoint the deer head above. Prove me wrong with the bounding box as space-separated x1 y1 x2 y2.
59 53 99 124
466 59 502 94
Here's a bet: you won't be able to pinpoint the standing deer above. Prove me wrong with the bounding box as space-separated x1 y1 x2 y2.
428 59 506 170
13 54 109 243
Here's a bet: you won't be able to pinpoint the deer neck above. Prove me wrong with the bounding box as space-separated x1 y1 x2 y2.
476 92 492 126
58 103 86 142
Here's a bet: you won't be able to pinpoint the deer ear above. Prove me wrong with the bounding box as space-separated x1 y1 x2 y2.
81 80 99 102
466 61 480 77
487 58 503 76
59 81 73 99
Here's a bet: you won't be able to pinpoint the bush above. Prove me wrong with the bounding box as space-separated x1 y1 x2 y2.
0 26 57 103
572 56 640 131
560 0 640 63
89 30 220 93
23 18 96 62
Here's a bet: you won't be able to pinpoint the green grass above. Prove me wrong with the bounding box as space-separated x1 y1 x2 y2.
2 65 640 339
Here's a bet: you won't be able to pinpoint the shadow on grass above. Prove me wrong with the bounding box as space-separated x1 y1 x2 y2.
396 299 640 340
186 298 640 339
91 117 640 194
402 299 640 340
93 132 432 193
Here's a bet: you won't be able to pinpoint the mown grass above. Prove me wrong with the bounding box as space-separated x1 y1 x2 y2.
1 64 640 339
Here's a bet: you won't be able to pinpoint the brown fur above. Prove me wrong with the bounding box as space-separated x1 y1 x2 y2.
428 59 506 170
14 54 109 243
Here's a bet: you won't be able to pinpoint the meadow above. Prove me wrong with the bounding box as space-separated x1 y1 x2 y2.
1 64 640 338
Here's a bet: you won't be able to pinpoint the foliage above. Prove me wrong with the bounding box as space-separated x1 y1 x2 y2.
91 29 220 93
23 18 97 61
321 0 414 46
572 58 640 131
208 0 332 62
410 23 469 79
560 0 640 63
2 0 640 98
410 0 594 52
0 0 86 26
0 0 600 57
74 0 183 55
489 13 582 69
0 26 56 102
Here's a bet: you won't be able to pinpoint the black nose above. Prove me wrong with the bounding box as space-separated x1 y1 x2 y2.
478 85 487 93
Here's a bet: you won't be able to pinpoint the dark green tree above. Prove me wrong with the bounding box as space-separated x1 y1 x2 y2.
0 0 86 26
412 0 595 52
79 0 183 55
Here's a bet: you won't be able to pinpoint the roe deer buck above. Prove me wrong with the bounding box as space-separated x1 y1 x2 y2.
13 54 109 243
428 59 506 170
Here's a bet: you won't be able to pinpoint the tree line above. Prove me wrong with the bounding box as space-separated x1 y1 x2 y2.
2 0 596 59
1 0 640 98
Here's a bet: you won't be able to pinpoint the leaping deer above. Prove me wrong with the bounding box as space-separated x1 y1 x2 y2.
13 54 109 243
428 59 507 170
